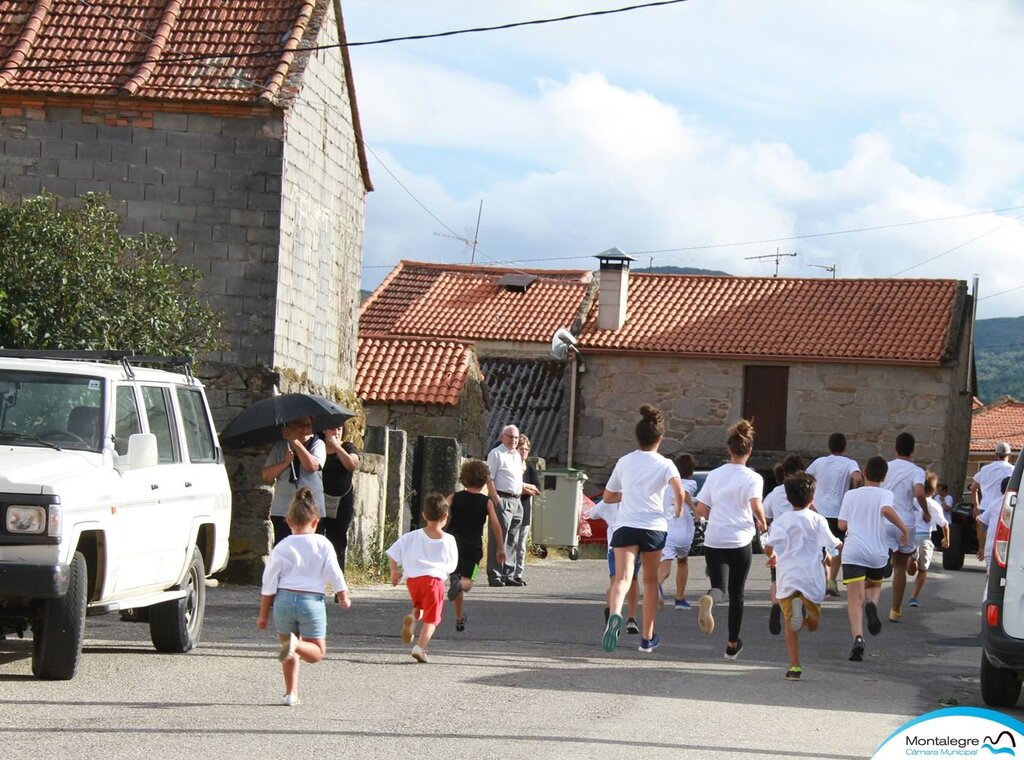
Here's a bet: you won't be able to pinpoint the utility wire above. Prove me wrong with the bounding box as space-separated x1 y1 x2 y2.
888 211 1024 277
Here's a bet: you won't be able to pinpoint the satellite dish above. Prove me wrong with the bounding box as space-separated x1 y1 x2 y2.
550 327 578 360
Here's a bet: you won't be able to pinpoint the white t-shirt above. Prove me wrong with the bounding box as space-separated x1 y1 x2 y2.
664 477 697 548
883 458 926 529
838 486 895 568
605 450 680 532
974 460 1014 519
762 483 791 521
766 509 840 602
487 444 523 495
983 501 1004 562
386 528 458 581
588 500 621 533
806 454 861 518
914 496 949 536
261 533 347 596
696 463 764 549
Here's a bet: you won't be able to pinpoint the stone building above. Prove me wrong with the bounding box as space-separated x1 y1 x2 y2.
0 0 372 575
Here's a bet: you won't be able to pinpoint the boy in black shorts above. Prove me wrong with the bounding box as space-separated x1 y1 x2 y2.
445 459 506 631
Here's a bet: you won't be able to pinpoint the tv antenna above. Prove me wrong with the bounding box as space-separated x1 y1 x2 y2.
808 263 837 279
745 247 797 277
433 199 484 263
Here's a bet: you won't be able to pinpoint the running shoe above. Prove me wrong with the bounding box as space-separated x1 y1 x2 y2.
411 645 429 663
638 634 661 653
769 603 782 635
674 599 691 610
888 608 902 623
282 693 301 706
602 613 623 652
909 597 920 608
790 598 804 632
278 632 298 663
785 667 802 681
849 636 865 662
724 639 743 660
625 618 640 634
401 613 417 645
865 601 883 635
825 579 840 598
455 615 466 632
698 594 715 635
447 572 462 601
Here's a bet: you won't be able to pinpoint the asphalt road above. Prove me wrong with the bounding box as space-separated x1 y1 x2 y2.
0 552 1005 759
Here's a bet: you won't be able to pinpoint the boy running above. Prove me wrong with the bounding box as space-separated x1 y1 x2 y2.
907 471 949 607
838 456 910 662
764 472 841 681
658 453 698 610
806 433 862 597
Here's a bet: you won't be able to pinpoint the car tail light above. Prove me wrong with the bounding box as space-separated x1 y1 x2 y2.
993 494 1016 569
987 603 1001 627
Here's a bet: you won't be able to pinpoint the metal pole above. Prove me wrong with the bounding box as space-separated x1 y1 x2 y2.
567 351 578 468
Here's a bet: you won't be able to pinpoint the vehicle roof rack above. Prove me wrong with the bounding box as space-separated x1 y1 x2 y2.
0 349 195 381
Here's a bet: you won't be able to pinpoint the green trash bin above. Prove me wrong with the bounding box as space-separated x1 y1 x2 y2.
532 467 588 560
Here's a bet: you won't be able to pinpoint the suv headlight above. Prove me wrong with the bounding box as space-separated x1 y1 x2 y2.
6 505 46 534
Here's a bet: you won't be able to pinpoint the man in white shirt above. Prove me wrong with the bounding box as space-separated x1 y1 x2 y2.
806 432 863 596
884 432 928 622
973 442 1015 566
486 425 535 586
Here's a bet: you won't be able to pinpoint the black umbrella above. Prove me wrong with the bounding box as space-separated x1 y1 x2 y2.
219 393 355 450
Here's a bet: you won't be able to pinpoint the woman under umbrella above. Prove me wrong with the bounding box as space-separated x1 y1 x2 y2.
261 416 327 545
320 425 360 571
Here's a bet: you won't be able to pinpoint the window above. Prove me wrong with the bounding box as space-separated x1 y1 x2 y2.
114 386 142 456
142 386 179 464
742 366 788 451
176 387 216 462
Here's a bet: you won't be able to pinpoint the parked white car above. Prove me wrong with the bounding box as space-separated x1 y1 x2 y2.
0 350 231 679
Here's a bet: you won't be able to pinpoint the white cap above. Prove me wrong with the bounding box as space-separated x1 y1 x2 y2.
996 442 1012 456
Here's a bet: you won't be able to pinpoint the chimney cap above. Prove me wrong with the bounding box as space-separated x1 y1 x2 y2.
595 247 634 269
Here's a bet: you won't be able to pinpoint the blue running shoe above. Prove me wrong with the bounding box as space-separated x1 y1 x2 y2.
638 634 661 653
674 599 692 610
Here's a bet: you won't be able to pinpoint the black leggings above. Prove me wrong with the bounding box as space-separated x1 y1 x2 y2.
321 492 355 571
704 544 753 642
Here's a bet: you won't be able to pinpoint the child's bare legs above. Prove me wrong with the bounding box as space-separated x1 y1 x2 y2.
828 555 842 587
782 607 801 669
845 581 865 638
639 551 662 639
454 578 473 620
675 557 689 600
626 576 639 619
416 622 437 650
280 634 326 696
608 547 638 617
912 569 927 600
890 551 910 614
657 559 672 593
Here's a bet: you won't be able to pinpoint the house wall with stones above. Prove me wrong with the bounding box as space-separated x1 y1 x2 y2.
573 353 973 494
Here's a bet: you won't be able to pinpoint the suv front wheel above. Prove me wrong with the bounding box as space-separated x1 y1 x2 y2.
981 651 1023 707
32 551 87 680
149 547 206 653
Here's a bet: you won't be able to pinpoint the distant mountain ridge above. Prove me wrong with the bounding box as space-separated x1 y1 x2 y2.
976 316 1024 403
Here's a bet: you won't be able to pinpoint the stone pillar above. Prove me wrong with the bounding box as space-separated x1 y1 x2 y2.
386 429 408 528
412 435 460 528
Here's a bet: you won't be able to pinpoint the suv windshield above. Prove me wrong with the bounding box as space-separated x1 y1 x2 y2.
0 370 105 452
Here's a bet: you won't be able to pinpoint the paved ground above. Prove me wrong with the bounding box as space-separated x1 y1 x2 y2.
0 552 1004 759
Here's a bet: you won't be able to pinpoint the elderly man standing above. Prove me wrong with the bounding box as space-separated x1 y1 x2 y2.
486 425 537 587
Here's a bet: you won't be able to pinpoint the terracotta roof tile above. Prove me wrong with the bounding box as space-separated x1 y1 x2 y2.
971 399 1024 453
359 260 592 343
0 0 316 102
579 274 965 364
356 336 474 406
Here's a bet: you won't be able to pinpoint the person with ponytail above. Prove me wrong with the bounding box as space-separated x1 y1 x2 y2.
694 419 767 661
601 405 685 654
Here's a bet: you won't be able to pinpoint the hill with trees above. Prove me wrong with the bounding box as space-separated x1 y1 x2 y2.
976 316 1024 403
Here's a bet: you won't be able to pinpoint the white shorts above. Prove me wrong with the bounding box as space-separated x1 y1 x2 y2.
662 516 694 560
915 535 934 571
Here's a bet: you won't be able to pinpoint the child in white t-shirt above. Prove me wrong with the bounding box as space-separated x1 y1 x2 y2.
387 492 458 663
764 472 841 681
258 487 351 706
762 454 805 636
908 472 950 608
837 456 910 663
658 453 698 610
590 498 641 632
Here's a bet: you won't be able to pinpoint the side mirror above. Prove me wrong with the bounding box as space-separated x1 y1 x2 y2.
125 433 158 471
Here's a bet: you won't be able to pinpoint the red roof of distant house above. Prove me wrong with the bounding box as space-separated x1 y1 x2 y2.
356 337 475 406
359 260 592 343
971 399 1024 453
579 274 965 365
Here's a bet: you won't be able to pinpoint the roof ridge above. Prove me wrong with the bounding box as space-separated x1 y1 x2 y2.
259 0 317 103
396 258 591 279
0 0 53 89
120 0 183 96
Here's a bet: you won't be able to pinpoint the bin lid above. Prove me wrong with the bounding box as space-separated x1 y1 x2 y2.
544 467 588 481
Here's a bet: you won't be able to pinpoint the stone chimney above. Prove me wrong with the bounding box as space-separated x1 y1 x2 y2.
595 248 634 331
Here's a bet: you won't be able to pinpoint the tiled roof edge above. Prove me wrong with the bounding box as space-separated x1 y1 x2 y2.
387 259 591 281
333 0 372 192
357 260 408 319
259 0 317 103
0 0 53 88
121 0 183 96
575 347 947 367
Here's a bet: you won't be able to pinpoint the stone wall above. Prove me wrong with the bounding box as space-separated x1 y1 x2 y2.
573 354 972 491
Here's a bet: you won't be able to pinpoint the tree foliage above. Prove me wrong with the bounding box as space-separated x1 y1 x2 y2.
975 316 1024 403
0 193 222 356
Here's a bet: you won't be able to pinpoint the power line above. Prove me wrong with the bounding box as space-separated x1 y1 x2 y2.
888 211 1024 277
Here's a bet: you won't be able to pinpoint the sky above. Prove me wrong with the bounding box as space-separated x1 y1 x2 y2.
342 0 1024 320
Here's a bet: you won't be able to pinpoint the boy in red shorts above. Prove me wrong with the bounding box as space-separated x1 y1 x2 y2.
387 492 458 663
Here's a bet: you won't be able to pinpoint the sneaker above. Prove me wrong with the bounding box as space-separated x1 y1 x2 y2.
277 632 298 663
447 572 462 602
625 618 640 634
505 577 525 587
282 693 300 706
455 615 466 632
785 667 802 681
888 608 902 623
602 613 623 652
790 598 804 632
826 579 840 597
401 613 417 645
865 602 883 635
909 597 920 608
674 599 691 610
638 634 661 653
768 603 782 635
411 645 429 663
724 639 744 660
698 594 715 635
488 579 503 587
849 635 865 662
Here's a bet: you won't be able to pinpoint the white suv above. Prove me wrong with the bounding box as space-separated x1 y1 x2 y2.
0 350 231 680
